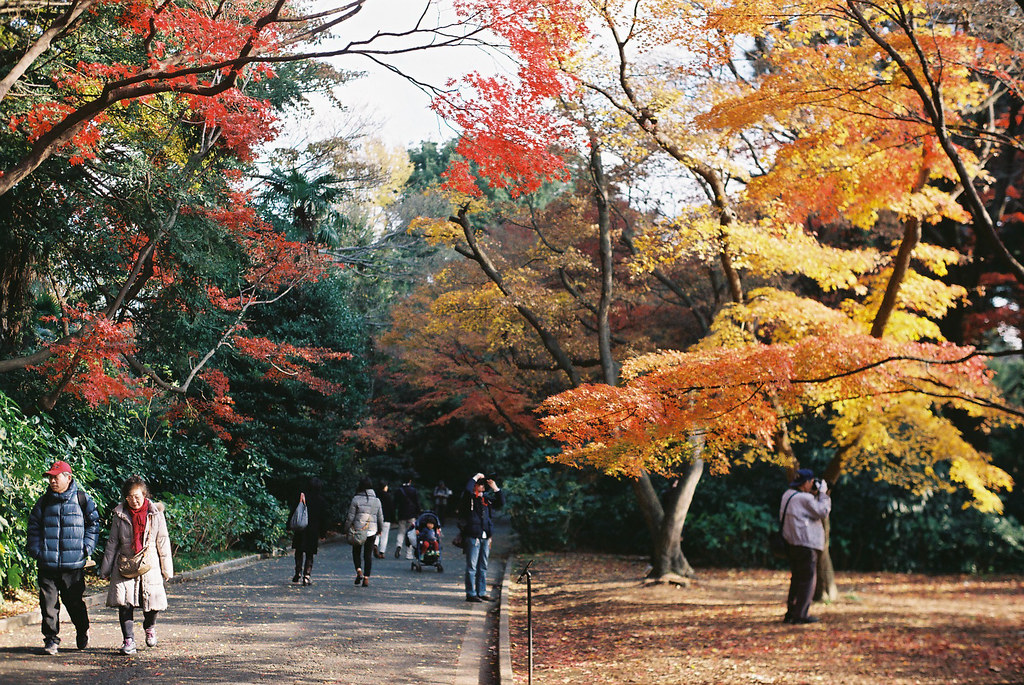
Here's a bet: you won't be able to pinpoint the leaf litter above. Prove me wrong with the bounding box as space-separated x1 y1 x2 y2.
507 553 1023 684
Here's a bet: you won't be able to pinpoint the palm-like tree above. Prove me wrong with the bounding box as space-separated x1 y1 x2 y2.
259 168 349 246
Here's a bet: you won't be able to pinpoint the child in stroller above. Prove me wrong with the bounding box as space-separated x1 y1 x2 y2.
412 511 443 572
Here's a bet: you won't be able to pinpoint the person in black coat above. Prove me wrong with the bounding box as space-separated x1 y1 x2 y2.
393 478 420 560
291 477 326 586
458 475 504 602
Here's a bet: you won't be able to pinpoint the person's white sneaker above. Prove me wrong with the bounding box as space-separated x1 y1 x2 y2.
120 638 137 655
145 628 157 647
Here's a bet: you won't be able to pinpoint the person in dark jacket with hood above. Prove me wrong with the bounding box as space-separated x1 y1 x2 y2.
291 477 326 586
393 477 420 560
458 475 504 602
26 460 100 655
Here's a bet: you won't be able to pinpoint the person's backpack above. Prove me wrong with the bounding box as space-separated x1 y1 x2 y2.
75 489 98 568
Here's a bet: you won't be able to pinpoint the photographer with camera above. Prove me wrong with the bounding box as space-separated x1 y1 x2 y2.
779 468 832 624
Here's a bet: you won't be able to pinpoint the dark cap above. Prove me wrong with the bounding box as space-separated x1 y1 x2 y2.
789 468 814 488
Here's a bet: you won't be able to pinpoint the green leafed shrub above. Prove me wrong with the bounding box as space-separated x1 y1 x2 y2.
163 488 286 556
54 402 288 554
505 466 593 551
683 500 778 567
0 391 95 597
162 493 241 554
505 454 642 553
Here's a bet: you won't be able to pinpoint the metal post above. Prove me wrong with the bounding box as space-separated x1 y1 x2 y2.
526 568 533 685
517 560 535 685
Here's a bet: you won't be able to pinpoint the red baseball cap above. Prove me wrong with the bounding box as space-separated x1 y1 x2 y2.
44 460 72 476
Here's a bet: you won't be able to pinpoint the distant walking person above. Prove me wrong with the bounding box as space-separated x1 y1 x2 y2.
458 475 504 602
26 460 100 655
432 480 452 522
375 481 395 559
780 469 832 624
291 477 326 586
393 477 420 560
345 477 384 587
98 475 174 655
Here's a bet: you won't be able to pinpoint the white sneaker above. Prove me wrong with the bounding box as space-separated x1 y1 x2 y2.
121 638 137 655
43 638 58 655
145 628 157 647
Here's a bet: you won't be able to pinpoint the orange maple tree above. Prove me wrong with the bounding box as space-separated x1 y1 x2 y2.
420 0 1024 584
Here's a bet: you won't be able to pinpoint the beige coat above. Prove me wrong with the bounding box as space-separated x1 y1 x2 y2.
99 501 174 611
345 489 384 538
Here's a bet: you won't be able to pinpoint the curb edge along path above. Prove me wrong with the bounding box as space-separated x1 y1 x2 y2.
456 518 514 685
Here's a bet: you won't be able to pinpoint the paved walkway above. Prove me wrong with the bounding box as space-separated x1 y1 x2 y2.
0 523 510 685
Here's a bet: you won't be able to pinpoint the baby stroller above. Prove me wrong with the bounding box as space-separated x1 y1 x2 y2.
411 511 443 573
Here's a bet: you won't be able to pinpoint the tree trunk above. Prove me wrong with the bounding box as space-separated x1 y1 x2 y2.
589 132 617 386
586 129 700 581
0 234 34 347
630 438 704 582
652 458 704 579
815 514 839 601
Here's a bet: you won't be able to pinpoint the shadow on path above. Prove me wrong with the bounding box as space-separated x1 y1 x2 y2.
0 520 513 685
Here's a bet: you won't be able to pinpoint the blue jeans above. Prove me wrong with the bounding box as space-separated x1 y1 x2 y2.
464 536 490 598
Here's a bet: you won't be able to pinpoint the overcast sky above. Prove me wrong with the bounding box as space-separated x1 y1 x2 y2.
299 0 512 149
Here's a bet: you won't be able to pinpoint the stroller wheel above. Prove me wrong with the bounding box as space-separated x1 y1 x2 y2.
436 564 443 573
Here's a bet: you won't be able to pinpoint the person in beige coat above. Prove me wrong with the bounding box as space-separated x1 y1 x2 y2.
98 475 173 655
345 476 384 587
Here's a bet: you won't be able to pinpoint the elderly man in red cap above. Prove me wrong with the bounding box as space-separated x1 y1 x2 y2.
26 460 100 655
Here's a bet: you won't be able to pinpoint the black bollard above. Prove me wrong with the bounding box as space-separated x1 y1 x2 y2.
517 560 535 685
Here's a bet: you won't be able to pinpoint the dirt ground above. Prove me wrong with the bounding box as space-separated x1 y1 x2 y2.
506 553 1024 685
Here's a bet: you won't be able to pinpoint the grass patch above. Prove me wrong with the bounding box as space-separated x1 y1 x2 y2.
174 548 258 572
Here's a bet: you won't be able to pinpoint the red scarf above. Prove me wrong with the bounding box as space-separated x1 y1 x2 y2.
130 501 149 554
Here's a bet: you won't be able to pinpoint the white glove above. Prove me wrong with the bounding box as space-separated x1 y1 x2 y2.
817 479 828 495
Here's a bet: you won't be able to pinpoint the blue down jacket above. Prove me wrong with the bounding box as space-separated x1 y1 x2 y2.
26 480 100 570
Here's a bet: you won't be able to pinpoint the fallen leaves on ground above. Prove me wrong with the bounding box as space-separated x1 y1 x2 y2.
507 553 1024 684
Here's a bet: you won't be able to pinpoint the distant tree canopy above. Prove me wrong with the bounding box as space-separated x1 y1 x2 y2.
371 0 1024 583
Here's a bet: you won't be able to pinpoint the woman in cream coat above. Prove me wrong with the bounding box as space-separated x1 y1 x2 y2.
98 475 173 655
345 476 384 587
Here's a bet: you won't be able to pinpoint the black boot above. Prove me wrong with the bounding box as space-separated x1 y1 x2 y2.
302 556 314 585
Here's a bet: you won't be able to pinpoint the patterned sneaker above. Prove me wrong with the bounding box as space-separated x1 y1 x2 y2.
120 638 137 655
145 628 157 647
43 638 59 655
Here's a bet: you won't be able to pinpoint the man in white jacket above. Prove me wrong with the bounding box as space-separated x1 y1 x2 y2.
780 468 831 624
